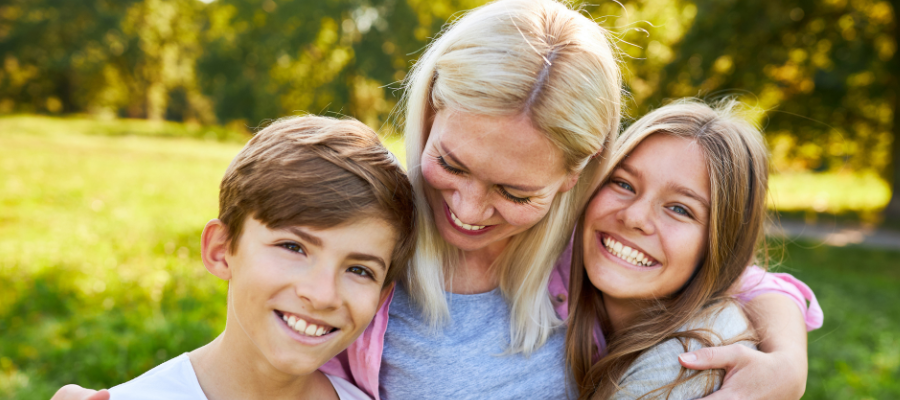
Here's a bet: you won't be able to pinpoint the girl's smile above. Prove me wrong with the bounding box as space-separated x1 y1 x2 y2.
583 133 710 303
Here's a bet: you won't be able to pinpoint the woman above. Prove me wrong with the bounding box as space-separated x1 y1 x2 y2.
53 1 818 399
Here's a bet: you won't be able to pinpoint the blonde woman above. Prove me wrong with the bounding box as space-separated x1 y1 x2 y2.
566 100 823 399
53 1 819 400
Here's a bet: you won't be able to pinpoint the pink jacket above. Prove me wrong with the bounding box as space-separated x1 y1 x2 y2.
320 244 824 400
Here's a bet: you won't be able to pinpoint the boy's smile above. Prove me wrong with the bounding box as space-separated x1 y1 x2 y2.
203 216 396 378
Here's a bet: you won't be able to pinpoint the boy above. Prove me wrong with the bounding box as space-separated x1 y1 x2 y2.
56 115 416 400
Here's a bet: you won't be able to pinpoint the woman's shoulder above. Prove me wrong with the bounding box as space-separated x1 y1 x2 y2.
613 303 756 399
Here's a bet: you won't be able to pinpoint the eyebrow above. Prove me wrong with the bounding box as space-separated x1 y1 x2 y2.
285 227 387 271
348 253 388 272
619 161 710 210
286 227 322 247
439 139 546 193
618 162 643 179
667 183 711 210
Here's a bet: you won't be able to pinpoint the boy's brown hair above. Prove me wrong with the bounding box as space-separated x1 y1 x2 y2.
218 115 416 287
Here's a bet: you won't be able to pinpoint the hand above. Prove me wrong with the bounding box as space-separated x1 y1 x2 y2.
50 385 110 400
678 344 806 400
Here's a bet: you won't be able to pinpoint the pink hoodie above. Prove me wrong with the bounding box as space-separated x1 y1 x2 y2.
320 243 824 400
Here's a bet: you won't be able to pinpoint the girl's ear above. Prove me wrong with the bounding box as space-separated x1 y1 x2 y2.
201 219 232 281
559 171 581 193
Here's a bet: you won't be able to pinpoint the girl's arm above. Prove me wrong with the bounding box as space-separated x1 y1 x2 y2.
678 265 820 400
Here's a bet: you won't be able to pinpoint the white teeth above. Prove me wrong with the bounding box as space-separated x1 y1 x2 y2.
602 236 653 267
449 209 487 231
295 318 307 332
281 313 331 337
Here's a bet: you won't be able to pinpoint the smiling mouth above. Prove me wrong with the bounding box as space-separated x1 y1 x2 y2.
275 310 337 337
602 235 657 267
448 207 489 231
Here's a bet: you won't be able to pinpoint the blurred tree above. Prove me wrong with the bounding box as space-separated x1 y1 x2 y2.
588 0 896 222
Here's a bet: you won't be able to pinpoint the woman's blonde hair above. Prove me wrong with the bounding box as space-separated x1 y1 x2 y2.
400 0 622 354
566 99 768 399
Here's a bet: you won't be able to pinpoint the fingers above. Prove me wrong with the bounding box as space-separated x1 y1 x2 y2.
89 389 111 400
50 385 108 400
678 343 752 371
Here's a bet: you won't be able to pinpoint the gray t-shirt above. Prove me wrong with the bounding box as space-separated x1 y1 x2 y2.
612 303 756 400
379 283 573 399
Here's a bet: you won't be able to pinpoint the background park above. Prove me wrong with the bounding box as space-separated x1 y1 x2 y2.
0 0 898 398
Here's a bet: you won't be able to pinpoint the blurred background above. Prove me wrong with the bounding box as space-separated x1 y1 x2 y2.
0 0 898 398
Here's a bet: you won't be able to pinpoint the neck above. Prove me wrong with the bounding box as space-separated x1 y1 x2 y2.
189 322 336 400
447 237 509 294
601 295 644 336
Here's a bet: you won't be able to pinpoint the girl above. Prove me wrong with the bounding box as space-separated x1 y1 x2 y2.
566 100 808 399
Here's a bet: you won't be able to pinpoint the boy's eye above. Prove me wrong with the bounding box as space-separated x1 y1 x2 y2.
498 187 532 205
279 242 305 254
437 155 465 176
347 265 374 280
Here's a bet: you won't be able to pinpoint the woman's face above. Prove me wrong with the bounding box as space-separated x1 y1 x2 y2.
582 133 710 301
420 109 577 253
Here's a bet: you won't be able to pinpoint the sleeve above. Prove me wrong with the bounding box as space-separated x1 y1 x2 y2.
734 266 824 331
613 305 755 400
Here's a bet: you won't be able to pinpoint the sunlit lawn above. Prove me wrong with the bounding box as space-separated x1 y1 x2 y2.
0 115 897 399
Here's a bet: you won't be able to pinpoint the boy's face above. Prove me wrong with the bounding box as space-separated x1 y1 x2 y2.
209 216 396 376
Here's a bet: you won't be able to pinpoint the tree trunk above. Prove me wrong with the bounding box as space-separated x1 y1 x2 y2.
884 0 900 223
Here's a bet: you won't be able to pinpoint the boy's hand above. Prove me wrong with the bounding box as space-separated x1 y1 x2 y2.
50 385 109 400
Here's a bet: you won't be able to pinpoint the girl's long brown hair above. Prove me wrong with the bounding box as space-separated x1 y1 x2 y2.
565 99 770 399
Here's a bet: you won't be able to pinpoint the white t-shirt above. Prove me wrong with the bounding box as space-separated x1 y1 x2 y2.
109 353 371 400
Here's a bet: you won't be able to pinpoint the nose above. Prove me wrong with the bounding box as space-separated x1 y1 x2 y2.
295 262 342 310
617 196 655 235
450 179 493 223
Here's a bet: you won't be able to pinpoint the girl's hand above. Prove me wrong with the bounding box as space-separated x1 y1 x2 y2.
50 385 109 400
678 293 808 400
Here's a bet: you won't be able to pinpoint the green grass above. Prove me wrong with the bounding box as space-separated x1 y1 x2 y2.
0 115 897 398
771 241 900 399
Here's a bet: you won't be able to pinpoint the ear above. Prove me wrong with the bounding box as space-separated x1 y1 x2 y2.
558 171 581 193
377 282 395 310
201 219 233 281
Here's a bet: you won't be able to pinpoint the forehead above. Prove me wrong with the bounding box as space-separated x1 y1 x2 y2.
623 133 709 198
430 110 568 189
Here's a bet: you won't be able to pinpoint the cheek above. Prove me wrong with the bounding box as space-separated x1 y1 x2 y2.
344 285 383 332
584 188 617 226
421 156 454 192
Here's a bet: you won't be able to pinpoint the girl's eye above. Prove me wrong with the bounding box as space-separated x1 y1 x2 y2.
279 242 305 254
669 205 691 217
614 180 635 193
437 155 465 176
347 265 374 280
498 187 531 205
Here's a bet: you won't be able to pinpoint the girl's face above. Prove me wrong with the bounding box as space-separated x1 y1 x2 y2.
582 133 711 301
421 109 578 253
